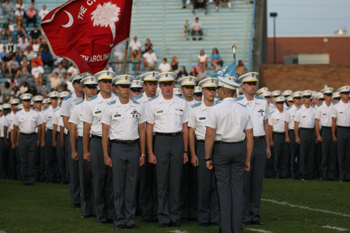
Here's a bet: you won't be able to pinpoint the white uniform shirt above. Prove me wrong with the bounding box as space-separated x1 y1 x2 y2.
42 106 60 130
236 95 270 136
206 98 252 142
81 93 118 137
35 110 44 133
146 94 189 133
268 110 286 133
6 111 16 131
69 99 86 137
13 109 43 133
3 114 10 138
187 98 201 108
133 93 152 111
60 91 83 118
53 109 61 132
315 102 333 127
101 98 146 140
331 100 350 127
284 105 300 130
269 102 277 114
294 105 316 128
188 101 210 140
0 115 9 137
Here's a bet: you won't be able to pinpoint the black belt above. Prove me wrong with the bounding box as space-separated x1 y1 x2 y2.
300 128 314 130
273 132 285 135
214 141 243 145
78 136 83 140
197 140 205 143
111 139 139 145
155 132 182 137
321 126 331 129
47 129 53 131
91 135 102 139
254 136 264 140
289 129 294 131
20 133 36 136
338 126 350 129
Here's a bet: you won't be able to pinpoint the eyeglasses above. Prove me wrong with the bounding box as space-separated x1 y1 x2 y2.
204 87 217 91
161 82 174 87
118 84 131 88
183 86 195 89
244 82 257 86
84 84 98 89
101 80 112 83
131 88 142 92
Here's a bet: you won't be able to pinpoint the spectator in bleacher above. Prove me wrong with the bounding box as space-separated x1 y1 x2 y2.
16 66 30 86
12 85 20 98
197 65 207 81
19 81 29 94
15 6 24 26
211 48 222 71
9 20 15 35
29 25 42 43
192 0 207 15
15 0 25 11
236 59 247 77
29 0 37 10
61 58 69 70
142 48 157 71
183 20 190 40
191 17 203 40
31 61 43 85
177 66 188 79
39 5 48 20
17 37 29 52
31 39 40 54
15 23 28 40
113 43 124 72
2 82 11 102
47 71 61 91
131 49 141 72
40 39 49 52
52 63 67 78
61 72 73 92
158 58 171 73
143 38 153 54
8 56 19 76
36 78 50 97
215 0 231 12
1 52 13 75
31 54 42 67
26 6 37 27
170 56 179 73
129 36 141 57
67 64 77 78
41 48 53 69
189 66 198 78
2 18 11 38
1 0 14 18
0 46 6 59
15 47 25 63
197 49 207 69
9 75 18 88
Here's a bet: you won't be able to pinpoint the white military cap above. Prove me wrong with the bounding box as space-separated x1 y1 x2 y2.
178 76 198 86
2 103 11 109
43 98 51 104
238 72 259 83
291 91 302 98
274 96 286 103
59 91 70 99
260 90 272 98
321 87 334 94
311 91 317 98
20 93 33 101
112 74 134 85
174 88 182 95
317 92 325 100
337 85 350 94
130 80 143 88
332 92 340 99
81 75 98 85
33 95 44 102
281 90 293 97
218 77 240 90
16 104 23 110
30 100 34 106
287 96 293 102
271 90 281 97
48 91 60 98
301 90 312 97
156 72 177 83
226 76 237 82
198 77 218 88
136 72 159 82
95 70 117 81
0 106 2 111
194 86 202 94
10 98 20 105
69 73 86 83
257 87 269 95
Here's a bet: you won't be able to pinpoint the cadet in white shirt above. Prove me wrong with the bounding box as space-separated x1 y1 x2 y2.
0 104 11 179
260 90 276 114
13 93 42 185
205 77 253 233
69 75 98 218
129 80 143 100
331 86 350 182
284 91 302 179
269 96 288 178
101 75 146 229
42 91 60 183
8 98 20 180
332 92 341 103
295 90 316 180
194 86 203 101
146 72 189 228
236 72 270 226
188 77 220 227
81 70 117 224
134 71 159 223
315 87 336 180
0 106 8 179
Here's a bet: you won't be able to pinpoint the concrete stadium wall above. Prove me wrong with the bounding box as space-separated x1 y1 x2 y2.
259 64 350 91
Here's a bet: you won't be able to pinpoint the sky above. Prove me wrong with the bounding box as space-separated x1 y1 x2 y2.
267 0 350 36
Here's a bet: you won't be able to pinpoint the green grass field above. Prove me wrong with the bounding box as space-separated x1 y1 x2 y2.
0 179 349 233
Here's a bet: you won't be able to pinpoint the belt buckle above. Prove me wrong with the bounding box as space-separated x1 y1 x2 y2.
172 133 176 137
127 141 132 145
254 136 259 140
27 133 31 135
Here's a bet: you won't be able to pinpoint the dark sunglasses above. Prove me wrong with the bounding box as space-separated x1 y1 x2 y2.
73 80 81 84
324 93 332 97
161 81 174 87
244 82 257 86
118 84 131 88
84 84 98 89
194 93 203 96
183 86 195 89
205 87 217 91
100 79 112 83
131 88 142 92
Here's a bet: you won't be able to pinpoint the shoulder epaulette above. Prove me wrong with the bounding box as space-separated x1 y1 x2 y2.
149 94 159 101
133 93 143 101
333 102 339 105
286 106 291 110
53 108 60 112
297 107 302 110
271 111 275 114
235 96 244 101
114 93 119 97
75 100 84 105
43 107 49 111
237 102 246 107
318 103 323 107
107 100 116 105
176 94 185 100
88 95 97 101
255 95 265 100
214 100 221 105
63 94 71 100
131 99 140 104
33 109 38 112
191 102 201 108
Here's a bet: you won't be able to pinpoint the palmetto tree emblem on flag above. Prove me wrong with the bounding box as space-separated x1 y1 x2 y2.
91 2 120 47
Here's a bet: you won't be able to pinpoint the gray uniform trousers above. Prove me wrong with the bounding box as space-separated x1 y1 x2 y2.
64 134 70 182
77 137 95 217
336 127 350 181
289 130 300 179
197 141 220 224
299 128 315 180
320 127 337 180
15 145 21 179
45 129 56 182
273 133 289 178
56 133 67 184
154 134 183 225
66 132 80 204
18 134 37 185
35 143 46 181
111 142 139 227
314 137 322 178
90 137 114 223
265 145 274 178
9 133 17 179
213 142 245 233
243 138 266 223
0 138 9 179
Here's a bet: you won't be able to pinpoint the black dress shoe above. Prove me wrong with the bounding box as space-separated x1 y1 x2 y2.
115 224 125 229
211 222 220 226
170 221 181 227
189 217 198 222
127 224 139 229
159 223 169 228
199 223 209 227
81 215 92 218
106 219 114 223
242 221 251 226
72 203 81 208
251 221 264 225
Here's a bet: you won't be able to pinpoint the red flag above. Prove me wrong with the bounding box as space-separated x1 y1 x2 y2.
40 0 133 74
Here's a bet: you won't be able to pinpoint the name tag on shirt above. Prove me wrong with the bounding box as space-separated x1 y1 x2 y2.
157 110 163 114
48 116 52 118
199 117 206 120
114 114 121 117
19 118 24 121
302 116 306 118
95 110 101 114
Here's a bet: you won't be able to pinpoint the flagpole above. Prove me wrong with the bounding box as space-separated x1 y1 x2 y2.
122 41 129 74
232 41 236 59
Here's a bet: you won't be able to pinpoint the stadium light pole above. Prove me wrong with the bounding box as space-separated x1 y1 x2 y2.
270 12 278 64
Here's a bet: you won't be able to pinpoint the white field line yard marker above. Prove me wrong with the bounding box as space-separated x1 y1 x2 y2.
169 230 188 233
322 225 349 231
246 228 272 233
262 199 350 218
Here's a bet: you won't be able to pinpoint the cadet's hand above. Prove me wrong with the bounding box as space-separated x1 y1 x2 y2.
206 160 213 170
333 136 337 143
15 142 19 148
183 153 189 164
11 143 15 150
5 141 9 147
317 135 322 142
285 137 291 143
52 140 56 147
191 154 199 167
83 152 91 162
315 139 318 144
148 153 157 165
41 140 45 148
266 147 271 159
37 140 40 147
104 156 112 167
245 160 250 173
270 141 275 147
139 156 145 166
296 137 301 144
60 140 64 148
71 151 79 161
